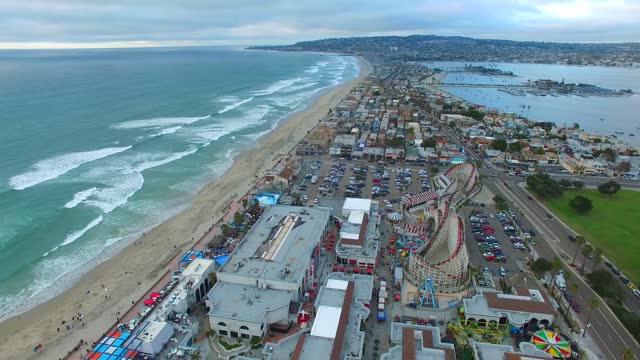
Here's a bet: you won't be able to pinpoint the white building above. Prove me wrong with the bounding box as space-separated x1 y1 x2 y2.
136 320 174 355
207 206 330 340
463 287 555 328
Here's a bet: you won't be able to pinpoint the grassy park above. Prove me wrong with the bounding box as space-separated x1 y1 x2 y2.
545 189 640 282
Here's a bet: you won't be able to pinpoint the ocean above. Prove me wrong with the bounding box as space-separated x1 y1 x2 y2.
421 61 640 144
0 46 359 318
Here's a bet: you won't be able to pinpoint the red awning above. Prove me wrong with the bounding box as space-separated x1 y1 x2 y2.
349 259 357 264
150 292 161 298
143 298 154 306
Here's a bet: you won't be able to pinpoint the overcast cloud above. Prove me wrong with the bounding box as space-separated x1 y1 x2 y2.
0 0 638 48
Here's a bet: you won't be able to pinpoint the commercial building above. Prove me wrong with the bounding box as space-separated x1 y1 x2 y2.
207 205 331 340
471 341 552 360
336 198 380 270
380 323 455 360
462 288 555 329
260 273 373 360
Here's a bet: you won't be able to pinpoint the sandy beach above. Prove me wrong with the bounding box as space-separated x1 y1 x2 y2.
0 56 372 360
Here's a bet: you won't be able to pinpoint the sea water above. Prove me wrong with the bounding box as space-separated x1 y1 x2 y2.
421 61 640 143
0 46 359 318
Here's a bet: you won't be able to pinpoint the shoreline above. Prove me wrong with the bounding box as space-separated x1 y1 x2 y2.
0 55 372 360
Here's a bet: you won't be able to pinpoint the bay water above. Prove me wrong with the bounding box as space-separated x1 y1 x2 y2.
421 61 640 143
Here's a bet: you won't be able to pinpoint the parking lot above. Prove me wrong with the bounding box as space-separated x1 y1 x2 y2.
463 205 534 286
291 158 435 213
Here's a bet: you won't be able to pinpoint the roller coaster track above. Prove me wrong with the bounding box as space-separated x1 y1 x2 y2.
406 163 480 292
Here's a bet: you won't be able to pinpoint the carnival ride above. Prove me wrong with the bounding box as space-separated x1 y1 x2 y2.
531 330 572 358
403 163 480 292
419 277 437 308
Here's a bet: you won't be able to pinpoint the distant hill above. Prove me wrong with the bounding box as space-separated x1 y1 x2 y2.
249 35 640 67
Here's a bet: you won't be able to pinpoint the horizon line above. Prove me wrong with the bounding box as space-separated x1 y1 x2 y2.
0 35 638 50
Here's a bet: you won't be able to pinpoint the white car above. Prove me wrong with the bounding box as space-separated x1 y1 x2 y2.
633 289 640 298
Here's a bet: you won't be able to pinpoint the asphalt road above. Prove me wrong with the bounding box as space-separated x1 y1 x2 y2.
441 125 640 359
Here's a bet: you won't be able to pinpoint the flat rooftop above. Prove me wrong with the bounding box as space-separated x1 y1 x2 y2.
181 258 214 278
261 274 372 360
208 282 293 324
463 288 554 326
218 205 330 284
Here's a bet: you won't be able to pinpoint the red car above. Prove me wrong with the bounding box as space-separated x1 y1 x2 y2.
483 252 496 261
481 225 494 231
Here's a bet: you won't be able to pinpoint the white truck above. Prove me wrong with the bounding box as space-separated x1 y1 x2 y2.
311 175 318 184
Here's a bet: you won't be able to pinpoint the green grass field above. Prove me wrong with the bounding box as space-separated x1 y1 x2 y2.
545 189 640 283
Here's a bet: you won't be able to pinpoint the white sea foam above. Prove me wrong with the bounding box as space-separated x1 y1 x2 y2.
64 187 97 208
305 66 319 74
153 126 183 136
8 146 132 191
253 78 304 96
61 215 103 246
104 236 123 247
283 82 319 92
83 149 198 214
112 116 210 130
192 105 272 145
218 97 254 114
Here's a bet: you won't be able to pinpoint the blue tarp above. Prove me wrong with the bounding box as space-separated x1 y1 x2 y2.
214 254 229 266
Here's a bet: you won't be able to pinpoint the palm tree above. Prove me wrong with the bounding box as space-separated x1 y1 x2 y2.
580 245 593 274
189 350 202 360
549 256 563 296
622 347 634 360
591 248 603 271
242 198 248 210
583 296 600 338
571 235 586 266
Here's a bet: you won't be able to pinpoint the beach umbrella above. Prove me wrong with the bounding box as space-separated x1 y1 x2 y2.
353 267 359 273
367 268 373 274
389 236 396 244
531 330 572 358
333 264 339 271
339 265 345 272
150 292 161 298
143 298 154 306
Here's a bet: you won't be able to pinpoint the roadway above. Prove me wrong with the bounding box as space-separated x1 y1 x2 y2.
440 125 640 359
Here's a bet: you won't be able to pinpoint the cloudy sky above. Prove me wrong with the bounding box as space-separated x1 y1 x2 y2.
0 0 638 49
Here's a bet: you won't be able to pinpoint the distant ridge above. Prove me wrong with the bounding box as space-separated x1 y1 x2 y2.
249 34 640 67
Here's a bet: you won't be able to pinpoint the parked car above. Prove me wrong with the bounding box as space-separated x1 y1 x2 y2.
571 301 582 312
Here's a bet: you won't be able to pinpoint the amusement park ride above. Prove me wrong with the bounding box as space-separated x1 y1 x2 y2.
418 277 437 308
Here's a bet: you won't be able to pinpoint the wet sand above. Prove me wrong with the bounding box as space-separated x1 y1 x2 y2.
0 56 372 360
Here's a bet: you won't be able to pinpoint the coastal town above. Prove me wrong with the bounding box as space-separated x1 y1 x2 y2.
32 56 640 360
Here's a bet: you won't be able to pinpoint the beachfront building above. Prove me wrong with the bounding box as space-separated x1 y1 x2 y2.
336 198 380 271
462 288 556 329
380 323 455 360
207 205 331 340
180 257 216 303
259 273 373 360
